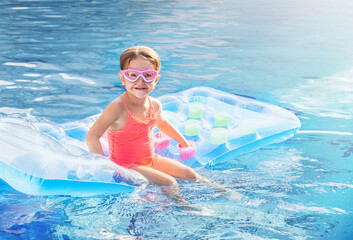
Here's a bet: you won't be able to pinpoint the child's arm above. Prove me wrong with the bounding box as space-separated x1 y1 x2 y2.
86 100 122 156
154 99 190 148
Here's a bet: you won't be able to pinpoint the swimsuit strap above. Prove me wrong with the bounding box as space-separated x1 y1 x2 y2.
147 96 155 117
120 95 130 113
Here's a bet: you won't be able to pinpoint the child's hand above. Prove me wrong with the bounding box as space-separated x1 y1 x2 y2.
180 141 191 148
179 140 196 160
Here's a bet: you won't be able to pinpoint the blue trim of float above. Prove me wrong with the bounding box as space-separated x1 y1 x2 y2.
205 128 299 167
0 160 134 197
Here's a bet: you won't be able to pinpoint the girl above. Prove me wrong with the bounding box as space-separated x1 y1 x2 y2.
86 46 223 202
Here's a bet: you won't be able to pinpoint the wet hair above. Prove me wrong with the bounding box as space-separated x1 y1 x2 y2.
120 46 161 71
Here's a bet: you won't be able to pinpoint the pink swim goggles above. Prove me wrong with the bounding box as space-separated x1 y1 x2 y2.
120 68 159 83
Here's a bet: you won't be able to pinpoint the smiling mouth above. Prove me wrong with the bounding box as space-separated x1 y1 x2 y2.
134 87 147 90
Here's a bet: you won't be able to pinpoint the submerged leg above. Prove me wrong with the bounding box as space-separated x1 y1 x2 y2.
153 156 242 200
131 165 188 204
194 174 228 192
195 175 243 200
153 156 227 190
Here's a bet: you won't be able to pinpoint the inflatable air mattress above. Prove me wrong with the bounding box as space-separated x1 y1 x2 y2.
0 87 301 196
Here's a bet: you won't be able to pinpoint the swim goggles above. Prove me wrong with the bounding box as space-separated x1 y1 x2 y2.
120 68 159 83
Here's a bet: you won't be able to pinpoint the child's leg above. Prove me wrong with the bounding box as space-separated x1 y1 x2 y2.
131 165 187 203
153 155 198 180
154 156 232 194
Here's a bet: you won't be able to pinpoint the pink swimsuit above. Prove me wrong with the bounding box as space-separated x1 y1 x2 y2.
107 96 158 168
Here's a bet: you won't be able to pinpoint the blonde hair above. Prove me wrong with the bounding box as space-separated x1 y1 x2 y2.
120 46 161 71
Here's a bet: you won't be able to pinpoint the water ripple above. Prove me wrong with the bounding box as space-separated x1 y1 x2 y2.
1 0 353 239
279 68 353 119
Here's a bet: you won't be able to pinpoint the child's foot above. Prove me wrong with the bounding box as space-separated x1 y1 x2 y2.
182 204 215 216
223 189 244 201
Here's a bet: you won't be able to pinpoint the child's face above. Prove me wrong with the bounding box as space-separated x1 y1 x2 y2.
119 58 160 99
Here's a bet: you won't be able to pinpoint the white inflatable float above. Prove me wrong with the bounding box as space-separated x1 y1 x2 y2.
0 87 301 196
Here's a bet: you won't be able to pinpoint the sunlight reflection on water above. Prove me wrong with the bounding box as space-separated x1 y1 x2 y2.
1 0 353 239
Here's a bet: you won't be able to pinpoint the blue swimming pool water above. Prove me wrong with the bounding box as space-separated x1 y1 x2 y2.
1 0 353 239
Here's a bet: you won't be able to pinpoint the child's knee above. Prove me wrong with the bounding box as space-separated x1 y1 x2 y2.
161 175 178 187
184 168 198 180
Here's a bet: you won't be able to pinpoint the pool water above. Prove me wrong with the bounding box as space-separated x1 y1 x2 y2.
1 0 353 239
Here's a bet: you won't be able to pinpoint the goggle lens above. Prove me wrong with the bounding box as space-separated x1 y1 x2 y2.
121 69 159 83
